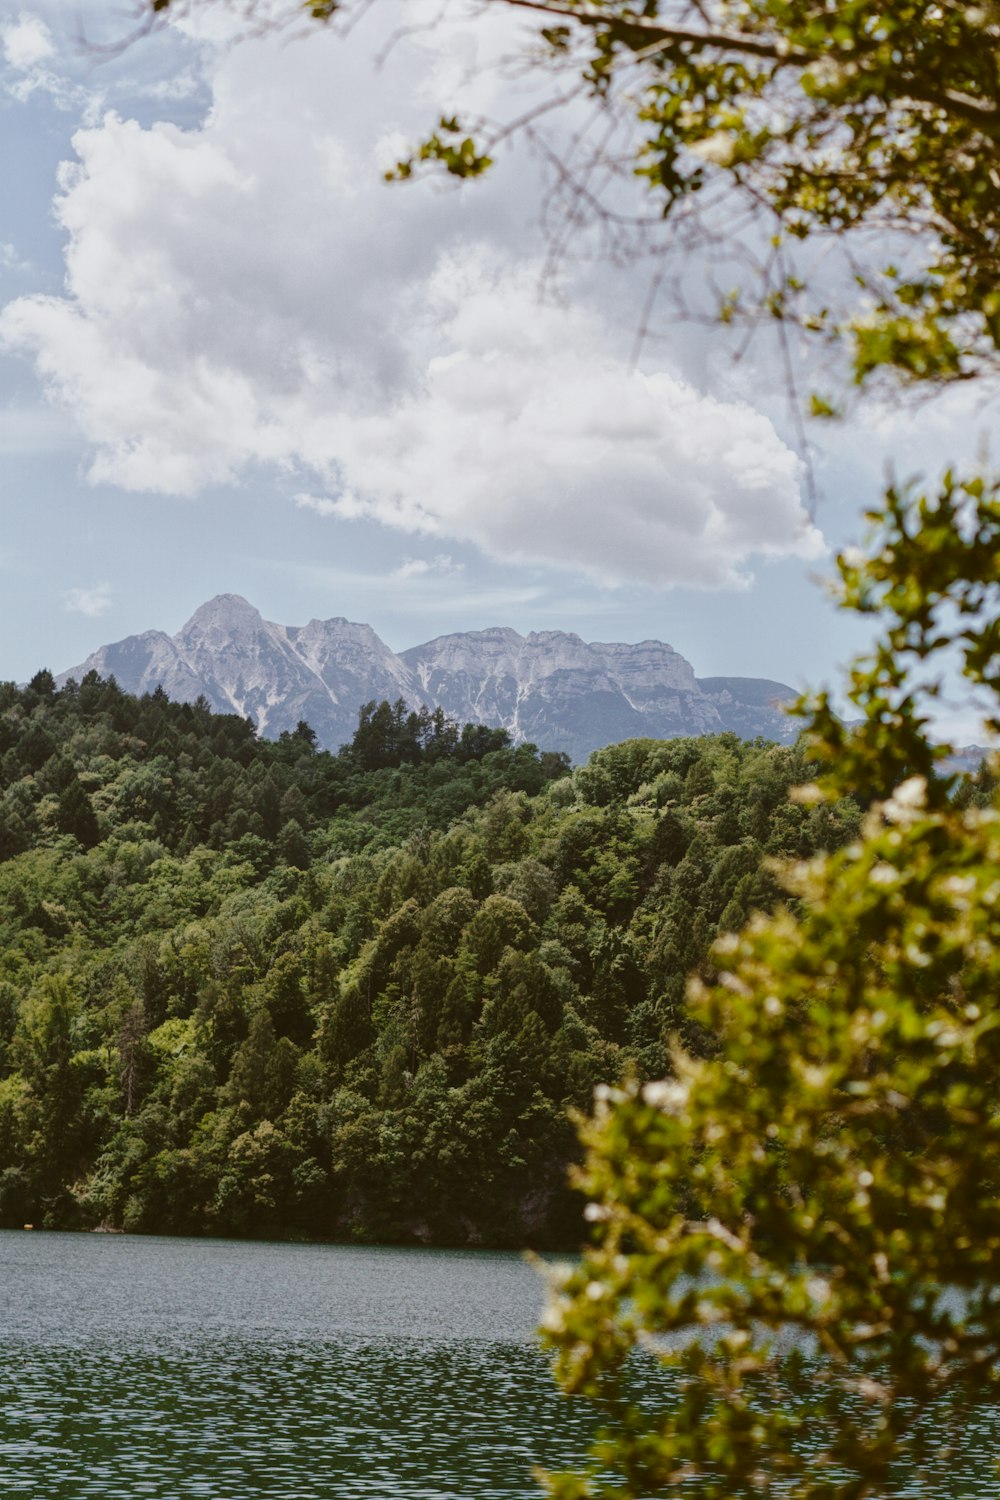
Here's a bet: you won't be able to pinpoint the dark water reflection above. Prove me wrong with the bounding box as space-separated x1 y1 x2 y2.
2 1231 1000 1498
0 1232 596 1499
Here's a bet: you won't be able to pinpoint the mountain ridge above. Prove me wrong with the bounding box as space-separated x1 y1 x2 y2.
57 593 798 759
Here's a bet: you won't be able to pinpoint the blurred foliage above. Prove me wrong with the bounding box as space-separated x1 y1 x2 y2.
539 475 1000 1498
0 667 861 1244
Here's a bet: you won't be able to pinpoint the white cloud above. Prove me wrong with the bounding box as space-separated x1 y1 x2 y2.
63 582 112 617
0 10 100 110
167 0 311 45
855 380 1000 473
307 263 822 588
393 553 465 580
0 241 29 274
2 14 54 71
295 493 341 519
1 16 823 591
136 68 205 103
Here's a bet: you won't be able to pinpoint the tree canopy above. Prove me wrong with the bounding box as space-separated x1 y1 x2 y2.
538 482 1000 1498
0 673 862 1243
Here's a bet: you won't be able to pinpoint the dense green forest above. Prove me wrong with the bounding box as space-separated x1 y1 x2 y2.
0 668 868 1245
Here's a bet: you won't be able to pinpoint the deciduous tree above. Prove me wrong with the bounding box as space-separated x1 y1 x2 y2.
540 476 1000 1498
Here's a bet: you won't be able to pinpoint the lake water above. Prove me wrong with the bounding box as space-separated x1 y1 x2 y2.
2 1230 1000 1499
0 1231 600 1500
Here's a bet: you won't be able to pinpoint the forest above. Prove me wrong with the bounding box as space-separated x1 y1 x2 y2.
0 667 881 1245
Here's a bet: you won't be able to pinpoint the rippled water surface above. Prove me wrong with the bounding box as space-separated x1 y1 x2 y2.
0 1232 595 1499
3 1231 1000 1499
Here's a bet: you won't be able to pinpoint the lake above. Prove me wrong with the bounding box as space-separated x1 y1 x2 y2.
3 1229 1000 1499
0 1230 598 1500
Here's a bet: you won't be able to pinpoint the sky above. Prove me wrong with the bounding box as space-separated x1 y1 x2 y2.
0 0 993 732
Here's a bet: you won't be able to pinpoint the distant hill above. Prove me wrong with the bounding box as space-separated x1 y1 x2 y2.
59 595 799 759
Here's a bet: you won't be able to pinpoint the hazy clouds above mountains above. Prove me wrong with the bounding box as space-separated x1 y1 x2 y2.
0 1 823 589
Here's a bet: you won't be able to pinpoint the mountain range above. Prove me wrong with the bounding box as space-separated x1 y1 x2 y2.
58 594 798 761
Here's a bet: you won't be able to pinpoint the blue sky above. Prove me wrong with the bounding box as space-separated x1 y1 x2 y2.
0 1 991 730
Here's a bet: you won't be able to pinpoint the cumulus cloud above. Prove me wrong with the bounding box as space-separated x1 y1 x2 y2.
1 17 823 590
63 582 112 617
305 264 822 588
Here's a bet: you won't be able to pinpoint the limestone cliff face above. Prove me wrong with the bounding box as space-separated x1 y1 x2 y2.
401 629 727 761
59 597 797 757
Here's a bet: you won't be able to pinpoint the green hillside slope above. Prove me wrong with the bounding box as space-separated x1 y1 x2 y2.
0 670 861 1244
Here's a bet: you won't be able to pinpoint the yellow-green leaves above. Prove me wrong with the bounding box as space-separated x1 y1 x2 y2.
387 116 493 182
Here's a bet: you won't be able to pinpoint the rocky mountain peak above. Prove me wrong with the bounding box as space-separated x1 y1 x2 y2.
180 593 261 628
59 598 798 759
524 629 584 645
177 594 269 649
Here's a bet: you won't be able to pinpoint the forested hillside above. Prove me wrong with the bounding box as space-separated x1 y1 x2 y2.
0 669 863 1245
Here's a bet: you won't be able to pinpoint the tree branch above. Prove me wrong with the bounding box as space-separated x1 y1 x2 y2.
489 0 1000 133
488 0 808 62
